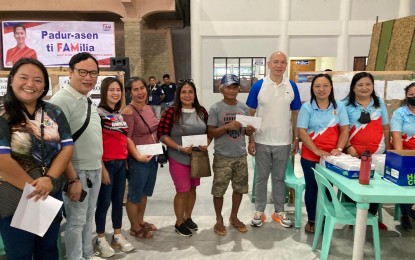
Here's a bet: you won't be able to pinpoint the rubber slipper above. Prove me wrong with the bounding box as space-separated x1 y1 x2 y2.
214 223 227 236
130 227 153 239
229 219 248 233
141 221 157 231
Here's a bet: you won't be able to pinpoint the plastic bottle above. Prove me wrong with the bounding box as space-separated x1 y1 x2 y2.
359 150 372 185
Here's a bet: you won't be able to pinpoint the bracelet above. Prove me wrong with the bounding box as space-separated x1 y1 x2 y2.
344 145 353 151
337 147 343 151
177 146 181 152
295 137 300 141
68 176 80 185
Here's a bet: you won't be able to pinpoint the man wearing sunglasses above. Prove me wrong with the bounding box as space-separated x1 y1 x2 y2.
50 52 103 260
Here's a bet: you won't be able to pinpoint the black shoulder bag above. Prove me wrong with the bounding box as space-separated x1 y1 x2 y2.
130 105 168 167
72 98 92 142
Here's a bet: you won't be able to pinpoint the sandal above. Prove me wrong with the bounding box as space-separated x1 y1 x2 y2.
305 221 315 234
214 223 227 236
141 221 157 231
130 226 153 239
229 218 248 233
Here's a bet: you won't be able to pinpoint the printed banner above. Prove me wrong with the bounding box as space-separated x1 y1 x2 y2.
2 21 115 67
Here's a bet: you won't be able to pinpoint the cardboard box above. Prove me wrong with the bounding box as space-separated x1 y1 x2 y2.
384 150 415 186
325 161 375 179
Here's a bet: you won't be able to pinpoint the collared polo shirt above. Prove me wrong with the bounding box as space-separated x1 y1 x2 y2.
344 98 389 155
391 105 415 150
297 100 349 162
246 76 301 145
49 83 103 170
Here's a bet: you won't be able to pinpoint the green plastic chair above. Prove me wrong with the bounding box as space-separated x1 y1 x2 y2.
0 234 4 256
284 157 306 228
251 156 305 228
312 168 381 260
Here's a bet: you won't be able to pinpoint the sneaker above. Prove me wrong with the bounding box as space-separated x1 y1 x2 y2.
251 211 266 227
112 234 134 252
400 215 412 230
185 218 198 231
175 223 192 237
271 211 293 228
96 237 115 257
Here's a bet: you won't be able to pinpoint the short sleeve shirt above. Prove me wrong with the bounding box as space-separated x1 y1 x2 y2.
391 106 415 150
0 102 73 170
208 100 249 157
246 76 301 145
97 107 129 161
345 98 389 155
297 100 349 162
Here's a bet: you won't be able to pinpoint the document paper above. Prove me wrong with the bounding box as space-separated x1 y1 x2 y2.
11 183 63 237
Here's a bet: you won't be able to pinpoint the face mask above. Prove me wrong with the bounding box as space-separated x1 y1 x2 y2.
357 111 371 124
407 96 415 107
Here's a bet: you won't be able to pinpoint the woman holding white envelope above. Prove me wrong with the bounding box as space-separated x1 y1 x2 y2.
157 79 209 237
122 77 158 239
0 58 73 259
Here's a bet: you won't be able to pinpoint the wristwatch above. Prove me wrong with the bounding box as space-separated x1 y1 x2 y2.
45 174 59 186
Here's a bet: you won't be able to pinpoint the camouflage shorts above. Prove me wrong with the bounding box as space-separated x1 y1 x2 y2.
211 154 248 197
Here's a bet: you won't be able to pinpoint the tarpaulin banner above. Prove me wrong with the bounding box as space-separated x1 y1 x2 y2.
2 21 115 67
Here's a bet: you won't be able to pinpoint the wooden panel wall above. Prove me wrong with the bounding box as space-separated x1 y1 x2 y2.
367 15 415 71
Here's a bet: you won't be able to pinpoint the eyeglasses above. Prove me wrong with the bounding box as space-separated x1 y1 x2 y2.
178 79 193 84
74 68 99 78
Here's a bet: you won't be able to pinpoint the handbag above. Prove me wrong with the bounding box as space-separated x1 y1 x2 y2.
157 145 168 165
130 105 168 167
0 105 62 218
190 150 212 178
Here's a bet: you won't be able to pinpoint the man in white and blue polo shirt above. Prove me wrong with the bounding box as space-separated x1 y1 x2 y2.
246 51 301 228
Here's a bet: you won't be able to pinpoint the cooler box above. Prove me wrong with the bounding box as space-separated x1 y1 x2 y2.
384 150 415 186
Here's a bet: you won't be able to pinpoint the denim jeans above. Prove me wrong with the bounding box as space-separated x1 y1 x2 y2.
127 156 158 203
95 160 127 233
64 169 101 260
0 191 63 260
301 158 318 222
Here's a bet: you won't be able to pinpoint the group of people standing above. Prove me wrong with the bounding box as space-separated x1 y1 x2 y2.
0 50 414 260
145 74 177 120
298 71 415 233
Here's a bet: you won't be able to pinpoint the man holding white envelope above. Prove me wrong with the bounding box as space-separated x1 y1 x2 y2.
208 74 255 236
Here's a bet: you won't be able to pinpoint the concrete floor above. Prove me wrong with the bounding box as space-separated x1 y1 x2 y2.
59 154 415 260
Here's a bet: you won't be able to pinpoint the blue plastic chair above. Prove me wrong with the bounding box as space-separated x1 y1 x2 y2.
251 156 305 228
312 168 381 260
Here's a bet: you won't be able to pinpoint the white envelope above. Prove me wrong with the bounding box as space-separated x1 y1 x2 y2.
136 143 163 156
182 134 208 147
11 183 63 237
235 114 262 129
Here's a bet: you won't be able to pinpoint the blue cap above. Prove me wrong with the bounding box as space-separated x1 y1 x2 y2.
220 74 240 87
